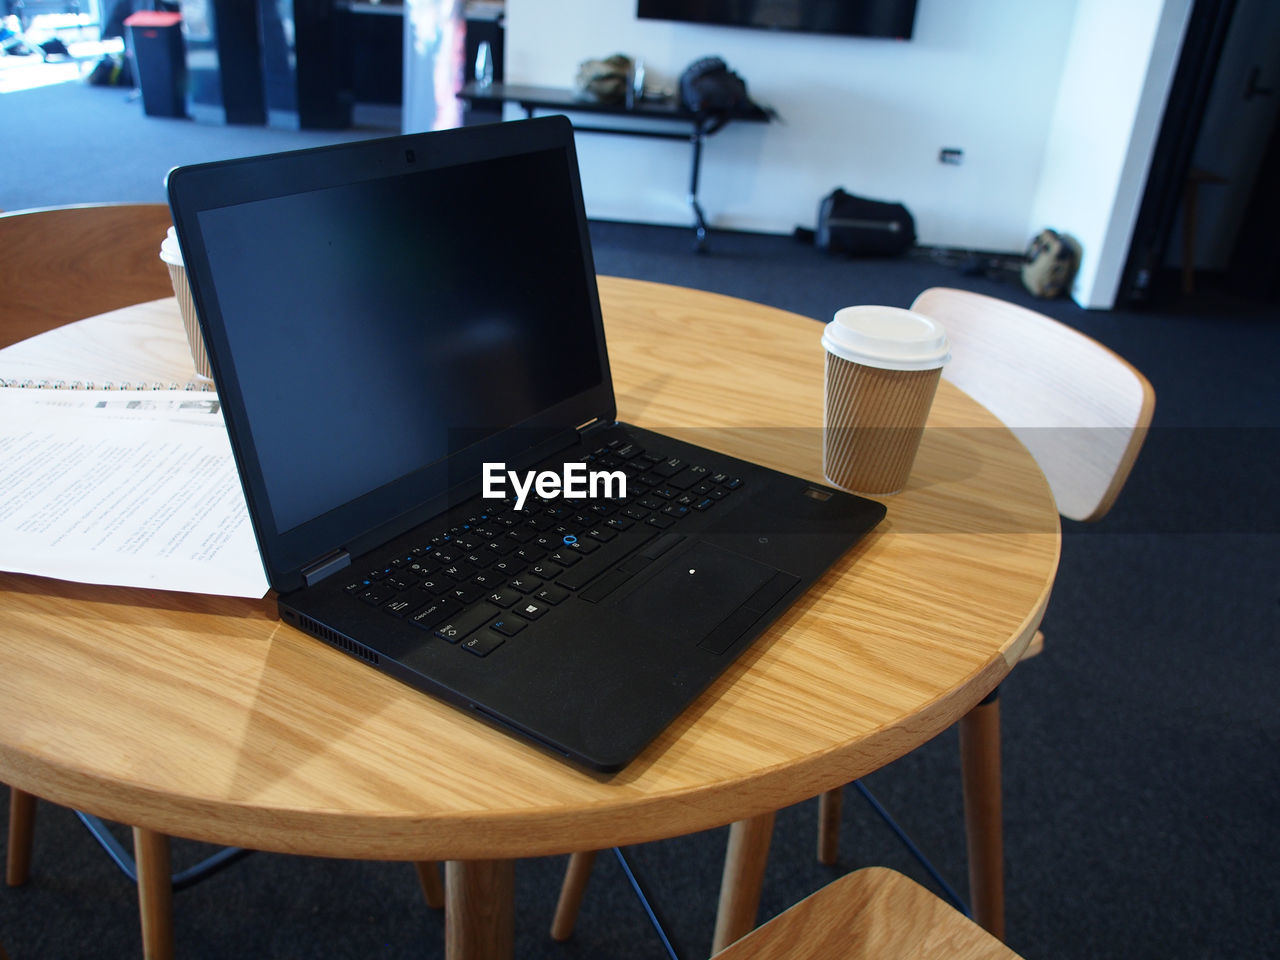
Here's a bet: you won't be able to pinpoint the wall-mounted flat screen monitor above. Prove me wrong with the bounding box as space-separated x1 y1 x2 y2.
636 0 919 40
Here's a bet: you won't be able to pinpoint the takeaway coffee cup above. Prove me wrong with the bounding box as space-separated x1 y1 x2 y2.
159 227 213 381
821 305 950 495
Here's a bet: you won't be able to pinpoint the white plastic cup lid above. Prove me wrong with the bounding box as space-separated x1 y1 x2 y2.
821 305 950 371
159 225 183 266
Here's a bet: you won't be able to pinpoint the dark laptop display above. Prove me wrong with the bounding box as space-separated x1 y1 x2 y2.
168 116 884 772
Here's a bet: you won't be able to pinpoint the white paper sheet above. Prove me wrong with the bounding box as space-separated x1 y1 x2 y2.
0 389 269 598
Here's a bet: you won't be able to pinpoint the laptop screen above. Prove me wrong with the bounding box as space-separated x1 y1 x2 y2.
195 147 600 533
169 117 615 589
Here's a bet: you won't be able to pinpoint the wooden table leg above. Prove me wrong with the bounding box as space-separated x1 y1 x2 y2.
959 691 1005 940
445 859 515 960
711 812 776 954
6 787 36 886
132 827 174 960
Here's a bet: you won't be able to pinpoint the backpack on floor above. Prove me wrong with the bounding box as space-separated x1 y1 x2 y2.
1021 229 1081 298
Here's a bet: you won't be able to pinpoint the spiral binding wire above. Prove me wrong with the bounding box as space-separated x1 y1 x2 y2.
0 379 216 392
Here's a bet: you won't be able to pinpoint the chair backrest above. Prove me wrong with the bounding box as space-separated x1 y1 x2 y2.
0 203 175 350
911 287 1155 523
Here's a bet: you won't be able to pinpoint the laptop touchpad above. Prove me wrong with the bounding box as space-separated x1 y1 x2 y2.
611 540 779 648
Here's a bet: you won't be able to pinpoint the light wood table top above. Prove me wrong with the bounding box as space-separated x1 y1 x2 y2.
0 278 1058 864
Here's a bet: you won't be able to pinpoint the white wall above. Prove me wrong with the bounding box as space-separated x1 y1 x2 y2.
504 0 1078 251
1028 0 1193 308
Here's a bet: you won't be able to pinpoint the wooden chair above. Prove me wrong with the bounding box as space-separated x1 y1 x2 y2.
0 202 175 350
711 867 1025 960
0 204 446 953
552 287 1155 949
817 288 1155 939
2 202 175 891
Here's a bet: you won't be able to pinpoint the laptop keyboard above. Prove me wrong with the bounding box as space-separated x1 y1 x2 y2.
340 438 744 658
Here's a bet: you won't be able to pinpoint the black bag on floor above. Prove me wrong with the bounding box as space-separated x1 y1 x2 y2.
816 188 916 257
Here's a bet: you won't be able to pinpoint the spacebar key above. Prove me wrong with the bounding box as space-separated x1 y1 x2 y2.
556 529 656 591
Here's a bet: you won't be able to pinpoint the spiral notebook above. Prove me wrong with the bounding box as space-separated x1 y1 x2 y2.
0 385 268 597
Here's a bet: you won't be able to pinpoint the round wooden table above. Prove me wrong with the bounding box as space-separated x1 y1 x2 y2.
0 278 1060 958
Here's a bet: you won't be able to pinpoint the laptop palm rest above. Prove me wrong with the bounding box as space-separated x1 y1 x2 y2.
608 540 792 653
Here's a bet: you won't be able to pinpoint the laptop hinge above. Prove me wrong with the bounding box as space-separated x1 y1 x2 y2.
302 549 351 587
577 417 614 443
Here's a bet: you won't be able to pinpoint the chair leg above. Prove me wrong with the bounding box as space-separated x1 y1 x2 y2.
816 787 843 865
6 787 36 886
550 850 597 941
711 812 775 954
959 689 1005 941
132 827 174 960
415 861 445 909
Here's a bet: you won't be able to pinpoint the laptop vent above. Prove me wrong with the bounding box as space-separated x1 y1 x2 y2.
298 616 381 665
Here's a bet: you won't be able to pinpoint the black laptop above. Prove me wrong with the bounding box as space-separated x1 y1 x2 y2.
166 115 885 772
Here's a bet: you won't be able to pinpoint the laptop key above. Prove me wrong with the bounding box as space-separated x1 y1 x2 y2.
435 603 501 642
409 597 462 631
461 631 504 657
451 583 485 604
486 588 523 608
358 584 395 606
512 599 550 621
508 574 543 594
665 465 709 490
490 558 523 577
561 535 599 555
534 584 569 605
383 596 420 618
465 548 500 568
442 563 474 581
653 457 684 477
491 617 526 637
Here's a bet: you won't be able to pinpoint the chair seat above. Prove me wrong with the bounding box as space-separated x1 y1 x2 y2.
712 867 1024 959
